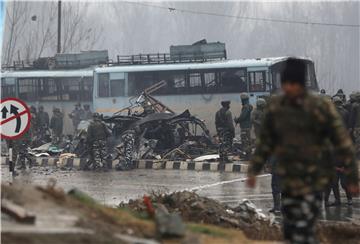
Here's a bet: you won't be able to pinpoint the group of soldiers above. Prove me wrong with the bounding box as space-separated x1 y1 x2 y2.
215 93 267 162
8 103 93 170
245 58 359 244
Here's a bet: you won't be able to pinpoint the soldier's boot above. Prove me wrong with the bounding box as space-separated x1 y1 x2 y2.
269 193 281 214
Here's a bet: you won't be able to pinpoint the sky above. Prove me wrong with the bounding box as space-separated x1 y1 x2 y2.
1 1 359 95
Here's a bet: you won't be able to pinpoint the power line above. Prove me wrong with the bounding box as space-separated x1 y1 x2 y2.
124 1 360 28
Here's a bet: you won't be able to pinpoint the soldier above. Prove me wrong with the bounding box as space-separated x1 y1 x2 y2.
69 103 84 132
333 89 346 103
115 127 139 171
50 108 63 145
235 93 253 158
215 101 235 163
349 91 360 159
251 98 267 139
247 58 359 244
86 113 110 170
332 96 349 128
344 91 357 113
82 104 92 120
37 105 50 143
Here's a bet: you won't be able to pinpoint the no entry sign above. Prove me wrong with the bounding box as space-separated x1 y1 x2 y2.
0 98 31 140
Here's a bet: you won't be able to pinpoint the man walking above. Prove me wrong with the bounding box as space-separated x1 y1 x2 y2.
247 58 359 243
215 101 235 163
50 108 63 145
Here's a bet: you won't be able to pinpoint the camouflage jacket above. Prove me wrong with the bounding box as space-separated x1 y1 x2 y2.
235 104 253 129
86 119 110 144
248 92 358 195
215 108 235 134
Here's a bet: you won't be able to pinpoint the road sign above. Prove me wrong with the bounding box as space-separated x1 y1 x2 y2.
0 97 31 140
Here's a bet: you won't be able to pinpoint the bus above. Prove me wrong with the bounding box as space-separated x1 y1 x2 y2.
1 69 94 134
93 56 319 133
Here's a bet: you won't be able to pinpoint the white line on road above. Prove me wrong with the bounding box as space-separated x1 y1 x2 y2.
187 173 271 192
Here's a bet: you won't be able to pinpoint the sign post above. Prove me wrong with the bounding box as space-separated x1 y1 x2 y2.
0 98 31 181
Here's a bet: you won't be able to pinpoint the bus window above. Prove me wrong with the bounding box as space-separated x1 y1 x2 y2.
110 79 125 97
128 72 156 96
248 71 266 92
61 77 81 101
18 78 39 101
98 73 110 97
189 73 202 88
1 78 16 98
81 77 93 101
219 68 247 93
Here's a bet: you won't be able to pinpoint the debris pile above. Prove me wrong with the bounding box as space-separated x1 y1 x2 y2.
125 191 282 240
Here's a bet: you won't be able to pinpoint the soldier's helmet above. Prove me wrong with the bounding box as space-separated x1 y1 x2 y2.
320 89 326 94
332 96 343 105
39 105 44 111
337 89 344 94
256 98 266 108
221 101 230 107
240 93 249 100
349 91 358 102
93 112 101 119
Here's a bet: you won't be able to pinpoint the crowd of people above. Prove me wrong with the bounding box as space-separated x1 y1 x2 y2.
215 58 359 244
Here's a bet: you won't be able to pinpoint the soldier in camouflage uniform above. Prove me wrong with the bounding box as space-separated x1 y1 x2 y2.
349 91 360 159
251 98 267 139
50 108 63 145
86 113 110 170
215 101 235 163
115 128 138 171
235 93 253 158
247 58 359 244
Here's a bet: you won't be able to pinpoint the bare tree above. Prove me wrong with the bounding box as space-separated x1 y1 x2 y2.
61 1 103 53
2 1 30 65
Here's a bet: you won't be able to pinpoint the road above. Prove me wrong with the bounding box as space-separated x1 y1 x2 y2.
2 166 359 222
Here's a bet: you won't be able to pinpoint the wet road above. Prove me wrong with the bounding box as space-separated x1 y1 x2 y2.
2 166 359 222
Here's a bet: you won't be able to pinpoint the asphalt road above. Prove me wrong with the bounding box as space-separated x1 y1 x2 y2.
1 166 359 222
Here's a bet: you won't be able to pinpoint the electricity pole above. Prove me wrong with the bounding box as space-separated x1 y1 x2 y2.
57 0 61 53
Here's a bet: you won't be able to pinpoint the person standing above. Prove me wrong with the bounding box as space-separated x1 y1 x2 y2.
247 58 359 244
50 108 64 145
235 93 253 159
86 113 110 170
82 104 92 120
349 91 360 159
69 103 84 132
37 105 50 143
251 98 267 139
215 101 235 163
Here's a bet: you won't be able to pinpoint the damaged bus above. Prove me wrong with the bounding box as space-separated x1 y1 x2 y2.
93 56 319 133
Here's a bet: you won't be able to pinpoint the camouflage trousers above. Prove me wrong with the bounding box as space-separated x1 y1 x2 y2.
13 140 33 169
123 133 135 168
240 128 252 155
218 130 234 161
354 128 360 159
282 192 322 244
89 140 107 170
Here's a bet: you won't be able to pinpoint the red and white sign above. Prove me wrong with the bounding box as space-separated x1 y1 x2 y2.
0 98 31 140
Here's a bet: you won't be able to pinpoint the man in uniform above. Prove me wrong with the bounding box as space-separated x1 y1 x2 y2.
235 93 253 158
86 113 110 170
37 105 50 143
333 89 346 103
251 98 267 139
69 103 84 132
215 101 235 163
349 91 360 159
82 104 92 120
50 108 64 145
115 127 140 171
247 58 359 244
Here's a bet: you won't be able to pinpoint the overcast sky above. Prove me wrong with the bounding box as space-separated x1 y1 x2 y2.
2 1 360 95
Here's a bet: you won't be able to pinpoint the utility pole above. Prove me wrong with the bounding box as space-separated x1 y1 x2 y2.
57 0 62 53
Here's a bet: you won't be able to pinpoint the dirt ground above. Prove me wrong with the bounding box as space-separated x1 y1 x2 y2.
1 181 275 244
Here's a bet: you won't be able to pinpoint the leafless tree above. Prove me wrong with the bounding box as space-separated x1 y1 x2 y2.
2 1 30 65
